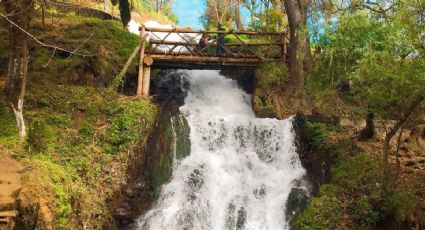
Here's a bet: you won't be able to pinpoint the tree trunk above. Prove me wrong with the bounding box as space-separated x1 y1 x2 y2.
358 113 375 141
104 0 109 12
382 93 425 182
283 0 311 95
3 0 34 138
235 1 244 30
41 1 45 26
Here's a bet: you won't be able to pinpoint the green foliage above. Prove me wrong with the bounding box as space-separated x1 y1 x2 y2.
105 100 157 154
304 121 327 149
0 105 19 148
79 122 94 139
296 151 418 229
252 61 288 118
332 153 381 195
256 61 288 88
12 84 157 229
0 6 163 229
253 96 276 118
333 153 383 227
29 155 77 229
105 115 134 153
381 185 416 216
27 13 139 86
250 8 285 32
294 185 343 230
354 195 381 228
132 0 178 23
27 118 55 153
310 9 425 119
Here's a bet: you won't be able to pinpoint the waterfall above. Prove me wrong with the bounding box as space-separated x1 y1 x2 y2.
136 70 306 230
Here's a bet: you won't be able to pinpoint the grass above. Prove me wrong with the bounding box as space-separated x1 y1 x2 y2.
27 11 139 86
1 84 158 229
0 10 158 229
0 106 20 149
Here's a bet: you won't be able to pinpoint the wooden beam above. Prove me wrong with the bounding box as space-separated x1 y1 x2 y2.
147 52 260 59
151 62 259 70
149 54 261 63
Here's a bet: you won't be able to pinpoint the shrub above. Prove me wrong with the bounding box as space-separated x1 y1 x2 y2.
354 195 381 227
256 61 288 89
381 186 416 215
27 118 54 152
294 184 343 230
253 95 276 118
105 115 134 154
304 121 327 149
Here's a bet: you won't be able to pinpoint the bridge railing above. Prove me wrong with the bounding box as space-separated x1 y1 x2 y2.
143 27 288 62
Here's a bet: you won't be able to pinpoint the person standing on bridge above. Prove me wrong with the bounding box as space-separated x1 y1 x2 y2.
216 25 226 57
199 33 214 53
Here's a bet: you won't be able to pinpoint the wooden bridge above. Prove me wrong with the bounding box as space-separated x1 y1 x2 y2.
136 26 288 96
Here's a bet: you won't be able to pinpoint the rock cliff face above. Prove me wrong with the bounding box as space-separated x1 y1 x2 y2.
113 104 191 228
114 71 191 228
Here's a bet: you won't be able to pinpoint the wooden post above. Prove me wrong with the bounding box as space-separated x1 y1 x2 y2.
137 25 146 97
142 64 151 96
142 55 153 96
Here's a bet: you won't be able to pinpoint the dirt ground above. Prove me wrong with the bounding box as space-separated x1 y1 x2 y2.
0 157 24 229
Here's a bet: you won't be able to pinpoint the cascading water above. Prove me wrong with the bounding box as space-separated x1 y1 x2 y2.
136 70 306 230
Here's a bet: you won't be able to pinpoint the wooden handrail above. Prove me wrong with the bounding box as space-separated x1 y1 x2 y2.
144 27 286 36
148 40 282 46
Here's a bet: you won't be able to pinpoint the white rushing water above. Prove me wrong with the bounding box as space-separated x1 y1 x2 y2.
136 70 306 230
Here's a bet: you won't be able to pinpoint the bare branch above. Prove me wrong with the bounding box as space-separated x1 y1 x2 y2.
43 48 56 68
69 33 95 57
0 12 97 57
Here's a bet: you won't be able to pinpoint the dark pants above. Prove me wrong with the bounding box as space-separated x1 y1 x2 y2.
216 37 225 56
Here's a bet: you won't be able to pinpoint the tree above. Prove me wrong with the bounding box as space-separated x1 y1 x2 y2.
110 0 131 26
1 0 97 139
241 0 258 24
2 0 34 138
202 0 247 30
310 2 425 181
234 0 244 30
202 0 234 28
282 0 312 96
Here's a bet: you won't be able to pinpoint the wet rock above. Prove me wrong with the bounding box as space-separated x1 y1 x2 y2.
285 187 309 225
125 188 134 198
151 70 190 105
114 202 134 226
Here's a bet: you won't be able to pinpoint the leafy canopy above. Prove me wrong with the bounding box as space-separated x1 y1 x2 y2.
310 2 425 121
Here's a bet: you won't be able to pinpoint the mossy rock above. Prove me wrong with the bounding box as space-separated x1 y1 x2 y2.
174 115 191 160
252 94 277 118
286 187 310 225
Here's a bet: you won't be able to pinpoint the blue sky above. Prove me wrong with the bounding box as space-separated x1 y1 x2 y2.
172 0 205 29
172 0 250 29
